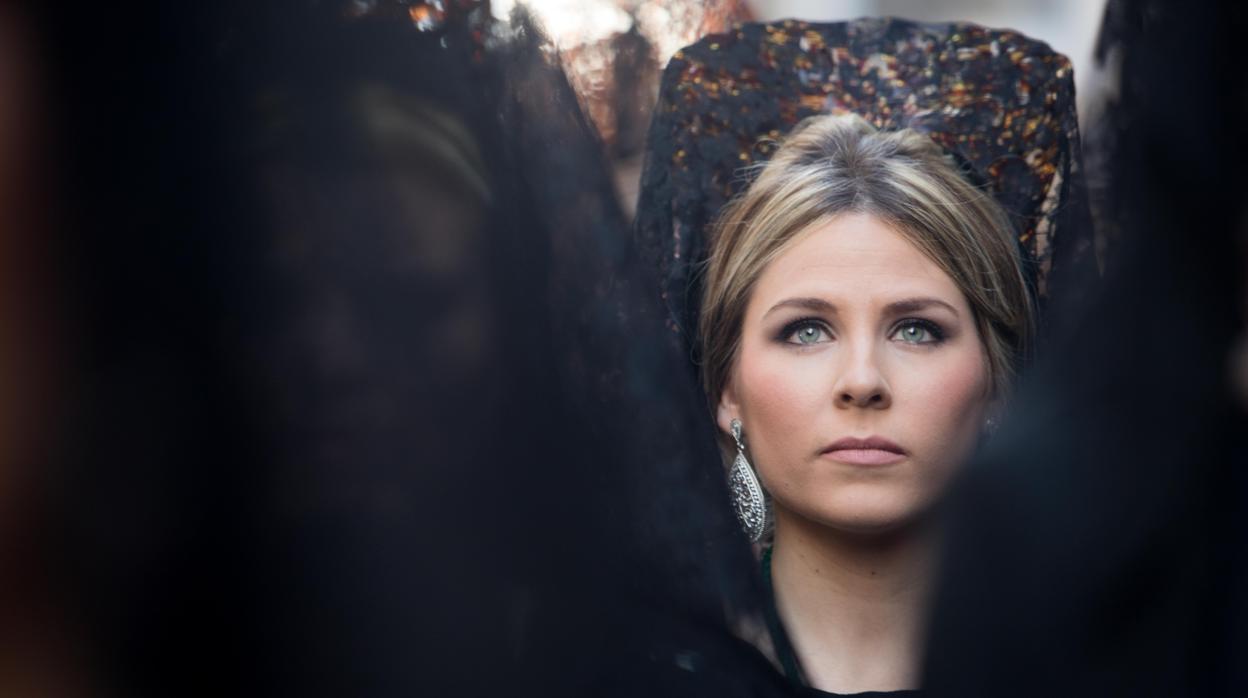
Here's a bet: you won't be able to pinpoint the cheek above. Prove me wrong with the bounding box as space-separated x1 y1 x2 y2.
899 348 990 455
732 343 833 455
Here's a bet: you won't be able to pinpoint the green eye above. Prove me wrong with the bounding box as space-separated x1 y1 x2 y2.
892 321 942 344
788 322 829 345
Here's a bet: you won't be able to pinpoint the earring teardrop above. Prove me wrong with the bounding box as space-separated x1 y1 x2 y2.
728 419 766 542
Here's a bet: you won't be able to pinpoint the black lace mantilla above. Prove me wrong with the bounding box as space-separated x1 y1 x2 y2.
635 17 1095 359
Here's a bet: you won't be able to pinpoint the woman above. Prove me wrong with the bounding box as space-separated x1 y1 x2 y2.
636 17 1094 696
699 113 1030 694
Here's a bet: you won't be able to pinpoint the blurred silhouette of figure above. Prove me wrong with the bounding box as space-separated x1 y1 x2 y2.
45 2 790 696
0 4 89 696
923 0 1248 695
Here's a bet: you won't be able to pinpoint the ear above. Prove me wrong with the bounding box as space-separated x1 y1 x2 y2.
716 378 742 438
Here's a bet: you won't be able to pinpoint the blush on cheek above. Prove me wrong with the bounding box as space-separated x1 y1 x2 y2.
744 353 824 411
914 350 991 459
733 343 835 480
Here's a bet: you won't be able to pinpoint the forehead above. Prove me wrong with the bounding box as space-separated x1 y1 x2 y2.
751 212 964 310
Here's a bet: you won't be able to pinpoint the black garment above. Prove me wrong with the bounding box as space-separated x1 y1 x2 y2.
921 0 1248 695
50 2 800 696
762 549 923 698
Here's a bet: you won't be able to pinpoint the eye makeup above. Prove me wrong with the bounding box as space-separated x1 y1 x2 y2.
777 316 833 345
772 315 950 347
889 317 947 345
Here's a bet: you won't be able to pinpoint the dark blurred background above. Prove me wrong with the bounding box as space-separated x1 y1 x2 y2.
0 1 1243 697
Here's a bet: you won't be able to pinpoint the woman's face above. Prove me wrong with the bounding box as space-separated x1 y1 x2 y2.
718 212 991 534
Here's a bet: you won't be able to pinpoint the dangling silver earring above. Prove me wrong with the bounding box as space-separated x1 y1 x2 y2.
728 418 766 542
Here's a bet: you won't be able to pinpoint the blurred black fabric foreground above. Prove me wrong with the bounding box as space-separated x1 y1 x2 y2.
923 0 1248 695
47 1 790 696
35 0 1248 697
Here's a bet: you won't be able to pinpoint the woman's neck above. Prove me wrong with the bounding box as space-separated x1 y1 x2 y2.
770 506 937 694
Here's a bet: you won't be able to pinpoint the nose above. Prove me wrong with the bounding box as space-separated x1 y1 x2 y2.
833 342 891 410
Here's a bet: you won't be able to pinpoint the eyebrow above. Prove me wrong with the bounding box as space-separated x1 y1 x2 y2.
762 296 960 319
763 297 837 318
884 297 960 317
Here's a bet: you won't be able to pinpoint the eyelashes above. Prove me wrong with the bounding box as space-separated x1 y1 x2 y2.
778 317 832 345
776 317 947 346
891 318 946 345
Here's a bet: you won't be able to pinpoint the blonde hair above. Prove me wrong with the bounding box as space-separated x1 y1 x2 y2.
699 113 1034 415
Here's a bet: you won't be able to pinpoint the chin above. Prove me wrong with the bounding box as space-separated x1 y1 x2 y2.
804 486 935 535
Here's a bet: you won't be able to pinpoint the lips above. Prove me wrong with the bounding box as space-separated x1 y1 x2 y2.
821 436 907 466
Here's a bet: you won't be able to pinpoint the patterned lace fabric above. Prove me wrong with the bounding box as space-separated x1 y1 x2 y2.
635 17 1095 358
